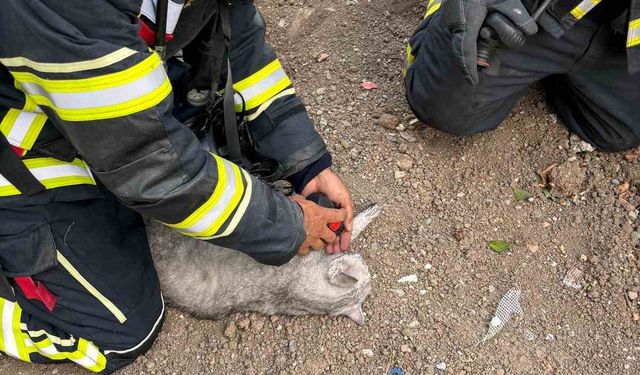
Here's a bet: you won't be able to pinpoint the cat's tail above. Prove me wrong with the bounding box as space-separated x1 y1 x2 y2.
351 203 382 240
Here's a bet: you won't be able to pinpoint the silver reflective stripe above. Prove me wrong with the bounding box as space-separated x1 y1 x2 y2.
234 67 288 105
19 65 167 110
140 0 185 34
0 164 92 187
1 301 19 359
181 159 238 234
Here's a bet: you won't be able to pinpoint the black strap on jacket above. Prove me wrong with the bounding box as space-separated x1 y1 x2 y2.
0 133 45 196
219 3 243 165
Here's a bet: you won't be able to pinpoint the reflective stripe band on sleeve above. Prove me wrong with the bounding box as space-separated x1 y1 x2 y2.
11 53 171 121
233 59 292 112
0 157 96 197
424 0 442 18
164 154 248 238
0 48 137 73
628 18 640 48
570 0 602 20
0 109 47 155
202 169 253 240
244 88 296 122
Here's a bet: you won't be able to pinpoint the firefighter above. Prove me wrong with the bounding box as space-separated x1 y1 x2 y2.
405 0 640 152
0 0 353 373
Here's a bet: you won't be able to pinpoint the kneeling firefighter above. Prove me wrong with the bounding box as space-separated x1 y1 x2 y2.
0 0 354 373
405 0 640 152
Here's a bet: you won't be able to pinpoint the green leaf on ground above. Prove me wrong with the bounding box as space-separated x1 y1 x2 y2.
514 189 531 202
488 240 511 254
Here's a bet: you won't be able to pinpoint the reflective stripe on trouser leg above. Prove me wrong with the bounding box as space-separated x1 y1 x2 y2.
0 297 107 372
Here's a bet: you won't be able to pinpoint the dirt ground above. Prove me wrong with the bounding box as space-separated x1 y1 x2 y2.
2 1 639 374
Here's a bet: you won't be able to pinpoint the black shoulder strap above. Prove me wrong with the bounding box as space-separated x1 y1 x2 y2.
219 2 243 165
0 133 45 196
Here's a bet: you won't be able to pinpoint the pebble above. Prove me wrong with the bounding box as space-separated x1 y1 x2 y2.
390 288 406 297
376 113 399 129
629 291 638 300
397 157 414 171
545 333 555 341
361 349 374 357
238 318 251 330
424 263 433 270
419 289 427 295
317 52 329 62
400 344 412 353
408 320 420 328
496 369 505 375
224 322 237 338
288 340 297 352
398 274 418 283
436 362 447 371
395 171 406 179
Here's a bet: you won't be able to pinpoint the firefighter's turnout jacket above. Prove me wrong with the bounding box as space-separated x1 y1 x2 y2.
415 0 640 73
0 0 329 259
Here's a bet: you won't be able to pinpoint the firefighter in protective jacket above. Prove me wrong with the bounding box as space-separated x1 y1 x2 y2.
0 0 353 373
405 0 640 151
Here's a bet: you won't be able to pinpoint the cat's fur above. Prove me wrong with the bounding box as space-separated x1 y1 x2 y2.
146 204 381 325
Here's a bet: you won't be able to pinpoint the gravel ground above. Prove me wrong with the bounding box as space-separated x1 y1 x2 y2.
3 1 639 374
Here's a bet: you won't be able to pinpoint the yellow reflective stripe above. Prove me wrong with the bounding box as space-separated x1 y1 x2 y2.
0 48 137 73
0 109 47 151
0 299 30 362
25 79 172 122
627 18 640 48
56 252 127 324
205 169 253 240
233 59 292 111
406 44 416 66
29 335 106 372
12 53 161 93
12 53 172 122
0 158 96 197
244 88 296 121
20 323 76 347
234 59 282 91
570 0 601 20
424 0 442 18
166 155 228 229
187 161 245 237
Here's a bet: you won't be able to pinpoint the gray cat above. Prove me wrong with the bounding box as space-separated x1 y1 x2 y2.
146 203 381 325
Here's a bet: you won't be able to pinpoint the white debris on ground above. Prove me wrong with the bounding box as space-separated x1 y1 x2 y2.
562 267 584 289
480 286 524 344
398 274 418 283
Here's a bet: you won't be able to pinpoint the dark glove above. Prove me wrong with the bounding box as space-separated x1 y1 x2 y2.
444 0 538 85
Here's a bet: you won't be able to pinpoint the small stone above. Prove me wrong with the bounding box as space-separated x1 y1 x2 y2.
376 113 399 129
400 344 412 353
238 318 251 330
496 369 505 375
397 157 414 171
580 254 588 262
628 291 638 300
394 171 406 179
315 87 326 95
528 244 539 253
545 333 555 341
424 263 433 270
436 362 447 371
317 53 329 62
408 320 420 328
224 321 237 338
419 289 427 295
401 328 415 337
361 349 374 357
52 369 59 375
390 289 406 297
288 340 297 352
398 274 418 283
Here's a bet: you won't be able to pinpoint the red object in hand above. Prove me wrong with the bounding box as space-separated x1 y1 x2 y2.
14 276 56 312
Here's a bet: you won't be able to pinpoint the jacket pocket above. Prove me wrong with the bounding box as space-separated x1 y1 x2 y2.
0 223 57 277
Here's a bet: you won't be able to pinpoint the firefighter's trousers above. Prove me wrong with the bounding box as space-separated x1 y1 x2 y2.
405 5 640 152
0 185 164 374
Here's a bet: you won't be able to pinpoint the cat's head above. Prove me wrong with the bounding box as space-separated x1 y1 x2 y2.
288 251 371 325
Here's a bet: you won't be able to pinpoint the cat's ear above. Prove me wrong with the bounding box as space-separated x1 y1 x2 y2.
328 255 367 288
344 305 365 326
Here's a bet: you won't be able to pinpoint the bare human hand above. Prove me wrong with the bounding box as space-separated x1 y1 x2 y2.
290 194 348 256
301 168 354 254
